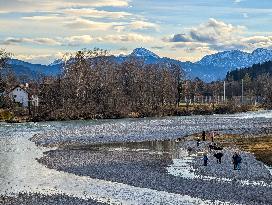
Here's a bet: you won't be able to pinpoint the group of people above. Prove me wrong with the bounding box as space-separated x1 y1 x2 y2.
200 131 242 170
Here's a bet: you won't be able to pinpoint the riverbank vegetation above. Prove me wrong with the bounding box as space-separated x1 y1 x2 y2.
0 48 271 122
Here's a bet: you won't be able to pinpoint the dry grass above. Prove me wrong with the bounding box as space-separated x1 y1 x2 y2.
215 134 272 166
187 132 272 166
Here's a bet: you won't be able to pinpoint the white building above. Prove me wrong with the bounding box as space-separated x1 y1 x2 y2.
31 95 39 107
8 86 30 107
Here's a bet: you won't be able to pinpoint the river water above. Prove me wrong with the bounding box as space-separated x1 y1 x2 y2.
0 111 272 204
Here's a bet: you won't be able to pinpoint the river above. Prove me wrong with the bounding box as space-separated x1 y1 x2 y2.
0 110 272 204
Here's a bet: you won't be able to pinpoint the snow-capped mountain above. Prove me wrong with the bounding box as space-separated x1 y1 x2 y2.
197 48 272 70
130 47 160 59
250 48 272 64
92 47 272 78
192 48 272 81
5 47 272 82
125 48 272 81
49 59 64 66
197 50 250 68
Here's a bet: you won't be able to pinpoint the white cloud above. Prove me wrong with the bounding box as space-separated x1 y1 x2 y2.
63 18 116 31
243 13 249 18
242 36 272 44
15 1 157 34
165 34 192 43
22 15 119 31
63 35 93 46
1 37 61 46
63 8 131 19
241 36 272 49
190 18 245 43
114 20 159 32
172 42 208 49
97 33 154 43
129 21 159 31
15 51 69 64
167 18 245 45
70 0 130 7
16 53 54 62
61 33 154 45
163 18 272 59
22 15 61 21
233 0 243 4
0 0 130 13
165 18 251 52
1 33 154 47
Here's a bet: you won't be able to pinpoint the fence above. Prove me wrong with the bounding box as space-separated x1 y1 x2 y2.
180 96 264 106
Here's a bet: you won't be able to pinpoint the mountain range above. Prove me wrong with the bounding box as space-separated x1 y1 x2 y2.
5 47 272 82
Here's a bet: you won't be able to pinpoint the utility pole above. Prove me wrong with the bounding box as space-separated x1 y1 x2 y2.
241 79 244 104
223 81 226 103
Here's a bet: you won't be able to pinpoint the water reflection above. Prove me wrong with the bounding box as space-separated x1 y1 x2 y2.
75 140 179 153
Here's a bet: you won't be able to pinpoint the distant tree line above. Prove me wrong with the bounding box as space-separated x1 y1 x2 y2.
36 49 182 120
226 61 272 108
227 61 272 81
180 78 223 101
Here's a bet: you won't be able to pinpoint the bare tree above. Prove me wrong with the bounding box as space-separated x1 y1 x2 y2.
36 48 183 120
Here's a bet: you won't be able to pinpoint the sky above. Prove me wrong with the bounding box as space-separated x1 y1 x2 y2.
0 0 272 64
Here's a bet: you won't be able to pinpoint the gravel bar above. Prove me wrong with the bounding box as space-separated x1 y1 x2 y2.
38 139 272 205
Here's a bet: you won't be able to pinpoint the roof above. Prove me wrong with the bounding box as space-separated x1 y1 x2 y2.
8 84 30 94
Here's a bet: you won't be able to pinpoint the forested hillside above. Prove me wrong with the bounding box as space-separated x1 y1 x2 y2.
226 61 272 81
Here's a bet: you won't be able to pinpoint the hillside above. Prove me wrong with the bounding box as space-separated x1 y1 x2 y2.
226 60 272 81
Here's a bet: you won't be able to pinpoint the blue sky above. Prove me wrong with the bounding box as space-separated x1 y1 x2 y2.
0 0 272 64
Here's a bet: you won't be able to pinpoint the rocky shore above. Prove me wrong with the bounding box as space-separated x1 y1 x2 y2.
36 134 272 205
180 139 272 182
0 193 106 205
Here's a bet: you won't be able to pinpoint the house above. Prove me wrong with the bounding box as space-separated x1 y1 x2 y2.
7 84 40 108
8 85 30 107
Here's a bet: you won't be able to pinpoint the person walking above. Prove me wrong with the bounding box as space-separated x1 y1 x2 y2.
203 154 208 166
214 152 223 164
236 153 242 170
202 131 206 141
211 131 215 142
232 152 239 170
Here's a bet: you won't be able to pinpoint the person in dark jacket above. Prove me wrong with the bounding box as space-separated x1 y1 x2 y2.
236 153 242 170
214 152 223 164
202 131 206 141
232 152 240 170
203 154 208 166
